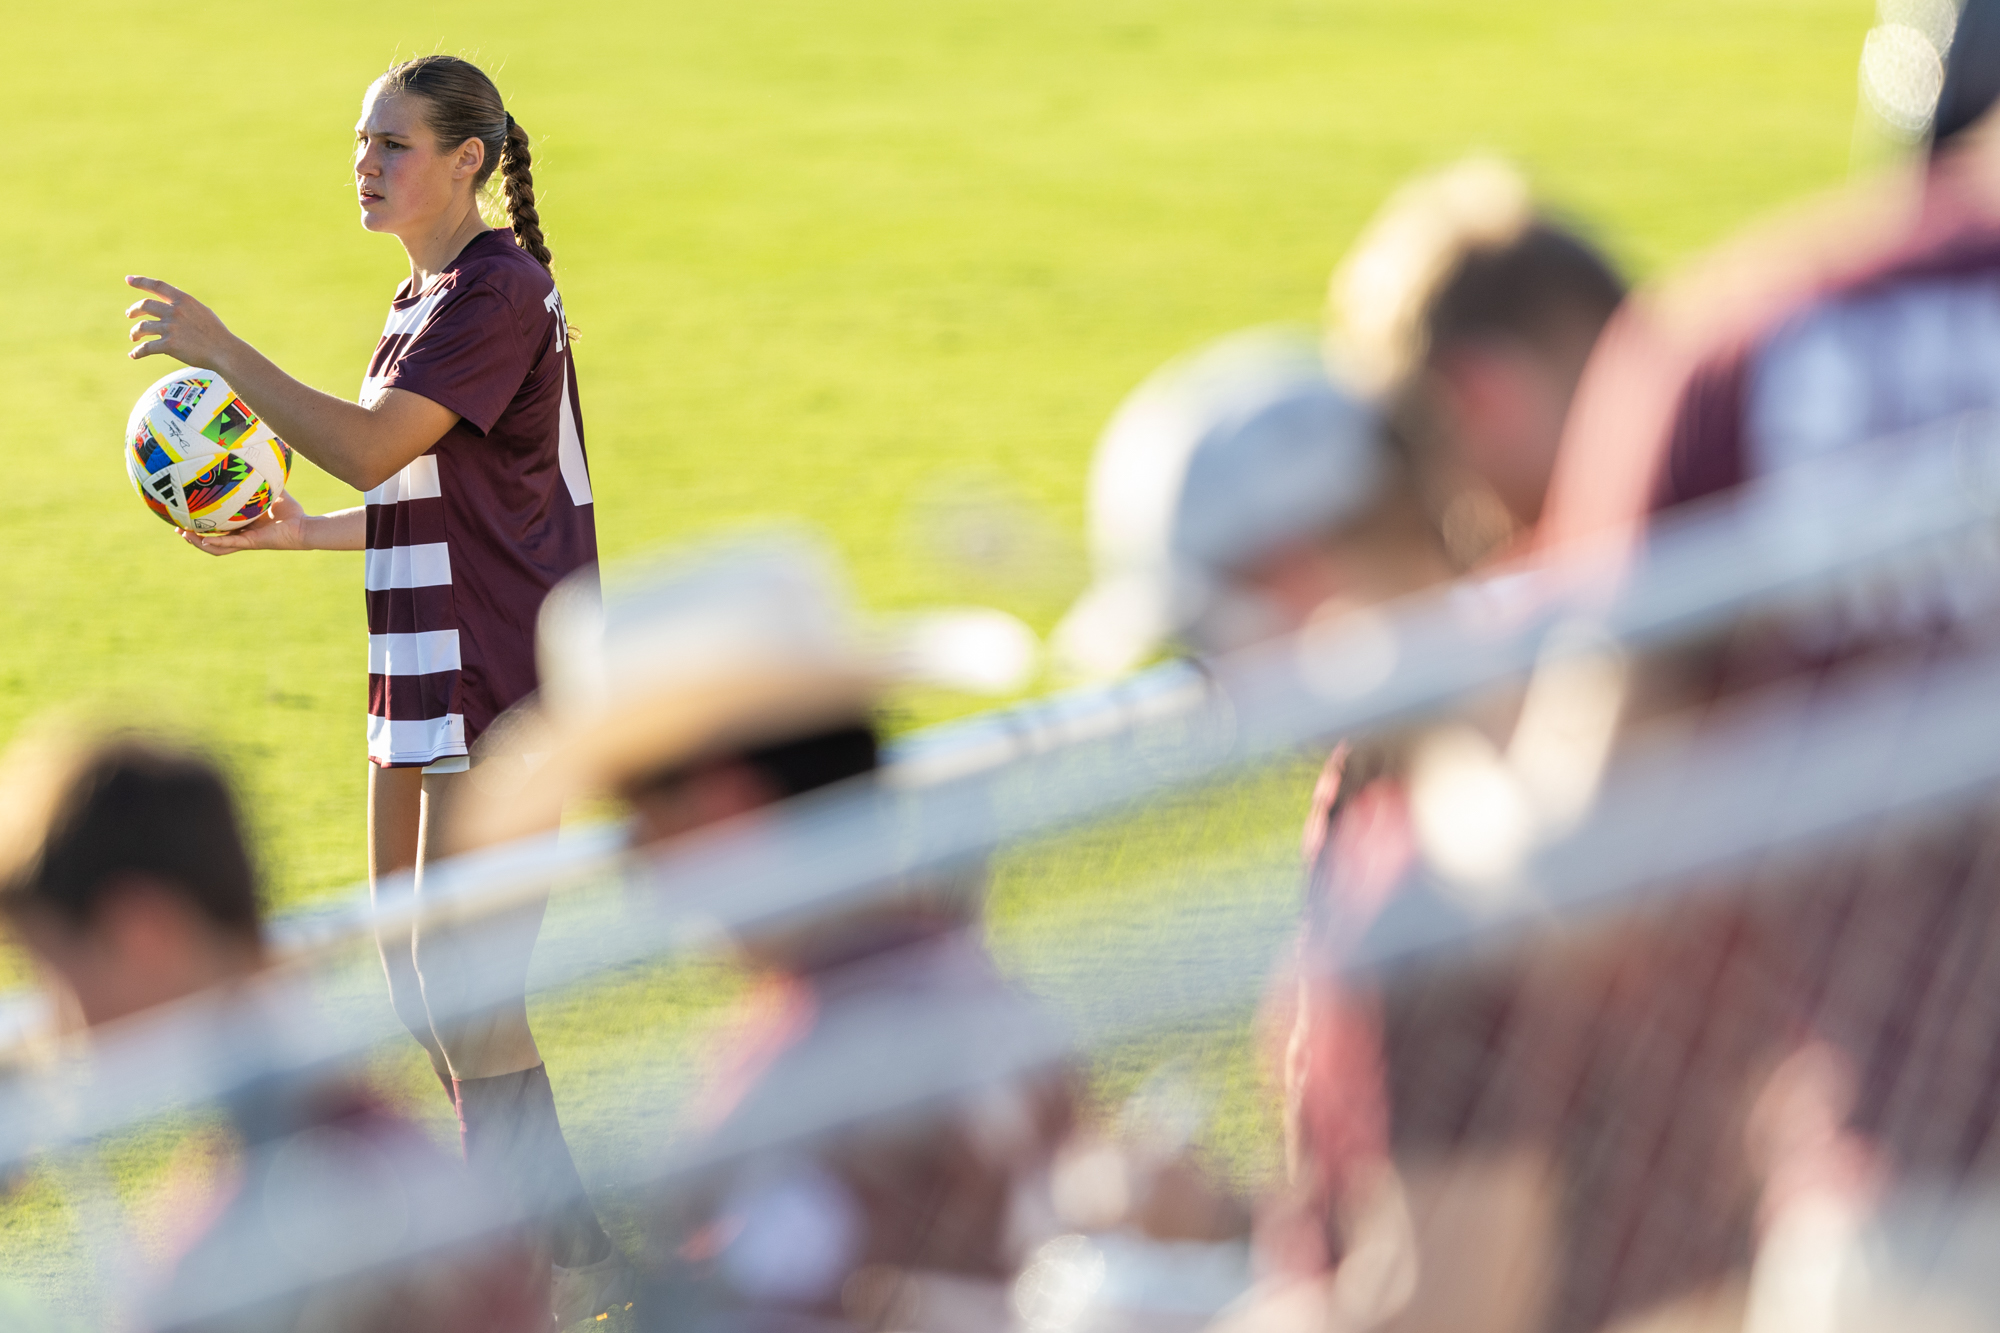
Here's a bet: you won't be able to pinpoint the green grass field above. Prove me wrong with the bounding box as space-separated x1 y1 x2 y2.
3 0 1873 1321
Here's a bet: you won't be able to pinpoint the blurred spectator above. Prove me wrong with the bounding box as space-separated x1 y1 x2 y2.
1277 768 1812 1333
1045 163 1634 1327
1051 328 1442 680
1302 64 2000 1333
1049 158 1624 674
458 534 1075 1331
1544 75 2000 563
0 729 545 1333
1261 164 1651 1331
1329 156 1625 566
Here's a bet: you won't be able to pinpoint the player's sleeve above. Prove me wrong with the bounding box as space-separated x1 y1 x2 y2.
382 282 532 436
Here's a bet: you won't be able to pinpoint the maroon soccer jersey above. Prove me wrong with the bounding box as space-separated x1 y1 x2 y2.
360 230 597 768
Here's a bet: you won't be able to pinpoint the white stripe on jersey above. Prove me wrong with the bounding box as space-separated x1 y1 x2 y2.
367 713 467 766
557 361 594 506
364 542 453 591
364 454 442 506
368 630 462 676
379 288 451 340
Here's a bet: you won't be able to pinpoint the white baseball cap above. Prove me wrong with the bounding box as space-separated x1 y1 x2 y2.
1052 328 1388 679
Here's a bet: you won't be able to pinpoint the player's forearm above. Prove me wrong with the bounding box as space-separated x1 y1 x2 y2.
302 507 366 552
208 340 408 492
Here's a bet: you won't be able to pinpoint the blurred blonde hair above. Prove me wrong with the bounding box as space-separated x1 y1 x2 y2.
1327 156 1535 398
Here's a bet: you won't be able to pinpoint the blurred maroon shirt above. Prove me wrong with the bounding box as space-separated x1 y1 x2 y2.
1282 135 2000 1332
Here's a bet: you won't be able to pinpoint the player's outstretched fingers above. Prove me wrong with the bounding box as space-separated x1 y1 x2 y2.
122 276 232 364
125 275 190 302
127 282 175 358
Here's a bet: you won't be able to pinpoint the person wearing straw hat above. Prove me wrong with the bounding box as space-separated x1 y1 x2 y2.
0 727 546 1333
450 531 1069 1329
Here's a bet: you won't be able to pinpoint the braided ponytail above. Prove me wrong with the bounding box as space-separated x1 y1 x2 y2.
498 114 554 273
376 55 555 274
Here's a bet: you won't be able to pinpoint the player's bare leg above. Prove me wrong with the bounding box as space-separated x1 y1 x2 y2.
406 771 625 1311
412 770 546 1079
366 763 453 1094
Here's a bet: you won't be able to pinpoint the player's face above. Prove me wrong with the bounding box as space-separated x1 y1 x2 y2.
353 89 480 238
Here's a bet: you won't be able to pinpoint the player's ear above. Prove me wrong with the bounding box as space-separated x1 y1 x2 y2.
455 136 485 181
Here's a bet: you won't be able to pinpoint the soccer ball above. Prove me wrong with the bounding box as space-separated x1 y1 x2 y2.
125 369 293 533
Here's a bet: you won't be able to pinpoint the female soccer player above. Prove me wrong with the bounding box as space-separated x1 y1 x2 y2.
122 54 627 1323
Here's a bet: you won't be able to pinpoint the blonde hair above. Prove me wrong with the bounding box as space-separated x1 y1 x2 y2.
1327 156 1535 397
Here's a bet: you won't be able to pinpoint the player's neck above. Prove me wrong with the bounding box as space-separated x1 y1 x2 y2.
400 202 492 290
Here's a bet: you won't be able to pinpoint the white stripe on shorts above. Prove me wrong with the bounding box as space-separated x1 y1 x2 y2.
364 543 452 591
368 630 462 677
367 713 467 767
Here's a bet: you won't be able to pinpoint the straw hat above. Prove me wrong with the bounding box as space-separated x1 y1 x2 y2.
453 530 1036 848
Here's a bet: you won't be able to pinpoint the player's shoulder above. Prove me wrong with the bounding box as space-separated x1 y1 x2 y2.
446 229 557 313
1542 160 2000 542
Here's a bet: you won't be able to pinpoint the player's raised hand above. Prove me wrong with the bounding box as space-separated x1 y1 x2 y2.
126 276 241 369
181 492 312 556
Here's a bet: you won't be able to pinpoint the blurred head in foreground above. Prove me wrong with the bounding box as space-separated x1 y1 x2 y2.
1329 156 1625 564
0 730 264 1028
539 536 886 856
0 728 547 1333
1054 329 1446 679
460 531 1035 965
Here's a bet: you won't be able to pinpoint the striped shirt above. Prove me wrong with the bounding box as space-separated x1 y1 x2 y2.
361 230 597 769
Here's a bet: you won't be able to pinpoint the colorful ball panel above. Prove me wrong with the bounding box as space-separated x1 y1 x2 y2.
123 369 291 533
